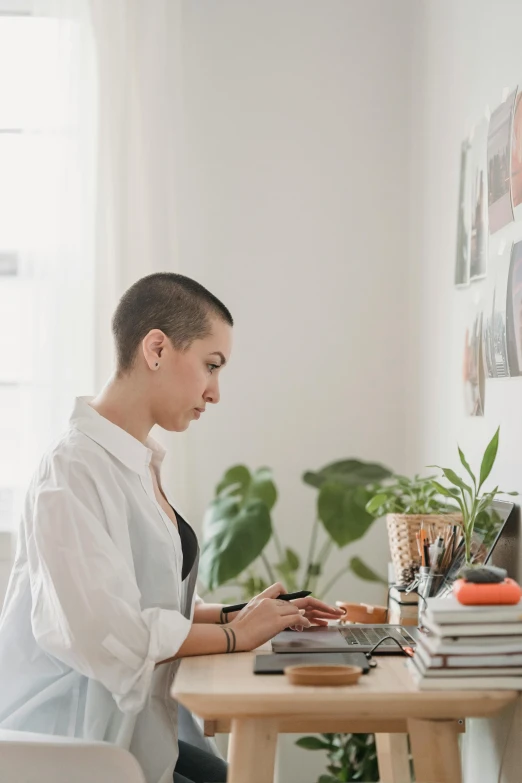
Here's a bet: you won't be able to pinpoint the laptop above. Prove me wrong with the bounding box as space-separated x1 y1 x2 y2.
272 499 516 654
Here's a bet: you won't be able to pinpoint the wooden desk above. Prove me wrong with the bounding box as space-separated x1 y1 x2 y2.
172 649 518 783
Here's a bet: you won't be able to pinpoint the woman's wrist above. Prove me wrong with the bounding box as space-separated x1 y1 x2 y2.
193 603 233 624
219 608 240 624
220 625 239 653
227 621 250 652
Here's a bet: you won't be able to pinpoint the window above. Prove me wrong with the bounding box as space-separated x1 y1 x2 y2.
0 6 96 529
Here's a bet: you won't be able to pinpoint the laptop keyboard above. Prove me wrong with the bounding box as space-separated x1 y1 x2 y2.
338 626 413 648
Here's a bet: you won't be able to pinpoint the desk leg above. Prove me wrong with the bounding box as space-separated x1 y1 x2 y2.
227 717 278 783
408 719 462 783
375 733 411 782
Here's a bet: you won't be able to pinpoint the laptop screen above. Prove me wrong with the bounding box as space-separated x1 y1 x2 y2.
436 499 517 595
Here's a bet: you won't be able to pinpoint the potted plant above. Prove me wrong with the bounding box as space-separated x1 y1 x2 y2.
198 458 393 600
198 457 392 783
429 427 517 565
296 732 379 783
365 474 461 584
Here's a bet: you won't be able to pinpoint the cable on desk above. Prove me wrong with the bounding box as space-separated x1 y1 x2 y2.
365 635 415 659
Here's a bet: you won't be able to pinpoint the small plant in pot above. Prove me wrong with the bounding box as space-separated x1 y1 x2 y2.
429 427 518 566
365 474 461 584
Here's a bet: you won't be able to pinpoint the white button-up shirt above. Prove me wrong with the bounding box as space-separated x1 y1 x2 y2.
0 397 198 783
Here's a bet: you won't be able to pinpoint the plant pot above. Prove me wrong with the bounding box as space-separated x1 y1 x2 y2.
386 513 462 583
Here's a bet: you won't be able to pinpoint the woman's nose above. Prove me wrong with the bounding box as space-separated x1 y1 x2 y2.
205 379 220 405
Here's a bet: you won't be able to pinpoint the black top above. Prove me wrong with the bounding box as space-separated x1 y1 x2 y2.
176 512 199 581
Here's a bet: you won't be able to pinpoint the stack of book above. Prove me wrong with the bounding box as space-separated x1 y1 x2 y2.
388 585 418 626
408 595 522 690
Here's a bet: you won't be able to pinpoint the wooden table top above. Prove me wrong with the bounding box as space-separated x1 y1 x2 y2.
172 647 518 721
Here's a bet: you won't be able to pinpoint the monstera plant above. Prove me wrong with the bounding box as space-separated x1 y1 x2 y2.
198 458 393 783
199 458 393 601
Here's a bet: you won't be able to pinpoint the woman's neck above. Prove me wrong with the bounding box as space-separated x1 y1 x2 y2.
90 375 154 444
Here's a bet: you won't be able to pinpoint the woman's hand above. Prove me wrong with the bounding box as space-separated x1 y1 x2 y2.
288 595 344 627
230 595 311 652
224 582 287 624
232 582 344 629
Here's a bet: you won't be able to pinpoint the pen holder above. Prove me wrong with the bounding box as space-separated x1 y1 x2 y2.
417 567 445 627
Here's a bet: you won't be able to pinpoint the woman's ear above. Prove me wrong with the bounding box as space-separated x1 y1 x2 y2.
142 329 167 371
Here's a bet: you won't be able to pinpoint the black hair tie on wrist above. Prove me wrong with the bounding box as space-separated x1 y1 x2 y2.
221 627 231 653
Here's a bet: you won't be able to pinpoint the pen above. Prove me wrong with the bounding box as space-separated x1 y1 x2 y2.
429 536 444 573
222 590 312 615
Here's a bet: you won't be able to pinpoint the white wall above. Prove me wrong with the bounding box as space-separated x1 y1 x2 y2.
176 2 414 780
408 2 522 781
178 0 414 598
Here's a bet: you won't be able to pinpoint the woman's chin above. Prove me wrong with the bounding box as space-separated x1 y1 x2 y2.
156 414 190 433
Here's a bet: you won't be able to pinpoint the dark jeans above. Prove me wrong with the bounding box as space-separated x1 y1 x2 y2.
173 739 228 783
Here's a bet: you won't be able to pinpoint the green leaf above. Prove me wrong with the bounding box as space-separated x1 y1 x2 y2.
479 427 500 490
438 467 472 495
318 776 341 783
215 465 251 497
295 736 332 750
349 556 387 584
237 573 268 600
365 493 388 515
248 466 278 510
318 484 374 547
430 480 455 499
199 497 272 589
285 547 300 571
458 446 476 486
447 487 461 496
303 460 392 490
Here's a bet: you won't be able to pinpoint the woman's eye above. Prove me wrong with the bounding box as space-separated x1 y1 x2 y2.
207 363 219 374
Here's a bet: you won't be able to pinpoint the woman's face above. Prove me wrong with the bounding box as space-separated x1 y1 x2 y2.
145 316 233 432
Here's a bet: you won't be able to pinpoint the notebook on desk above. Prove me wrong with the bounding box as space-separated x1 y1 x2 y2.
254 651 370 674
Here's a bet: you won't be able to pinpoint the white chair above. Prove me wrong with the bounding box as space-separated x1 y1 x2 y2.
0 729 147 783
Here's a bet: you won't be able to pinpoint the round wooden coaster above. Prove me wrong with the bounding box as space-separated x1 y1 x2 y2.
284 664 363 686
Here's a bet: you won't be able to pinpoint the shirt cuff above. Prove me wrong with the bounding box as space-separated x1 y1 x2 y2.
102 609 192 714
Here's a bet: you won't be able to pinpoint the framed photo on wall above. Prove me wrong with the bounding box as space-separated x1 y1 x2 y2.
455 139 471 287
488 89 516 234
510 90 522 222
469 118 489 281
506 240 522 375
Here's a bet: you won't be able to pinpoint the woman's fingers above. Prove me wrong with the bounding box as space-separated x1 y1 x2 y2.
292 597 344 615
279 613 311 631
304 609 343 620
271 600 306 617
260 582 287 600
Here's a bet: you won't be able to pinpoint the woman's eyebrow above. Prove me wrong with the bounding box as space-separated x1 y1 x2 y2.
209 351 226 366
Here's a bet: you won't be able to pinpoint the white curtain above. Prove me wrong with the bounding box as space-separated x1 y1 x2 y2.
89 0 185 385
0 0 97 530
1 0 188 528
90 2 216 754
89 0 189 511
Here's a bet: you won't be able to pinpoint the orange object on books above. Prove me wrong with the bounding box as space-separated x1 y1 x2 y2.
453 577 522 605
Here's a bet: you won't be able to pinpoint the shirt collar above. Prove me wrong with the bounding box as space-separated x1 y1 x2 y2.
70 396 166 475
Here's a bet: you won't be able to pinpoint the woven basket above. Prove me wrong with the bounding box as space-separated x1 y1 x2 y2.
386 513 462 583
